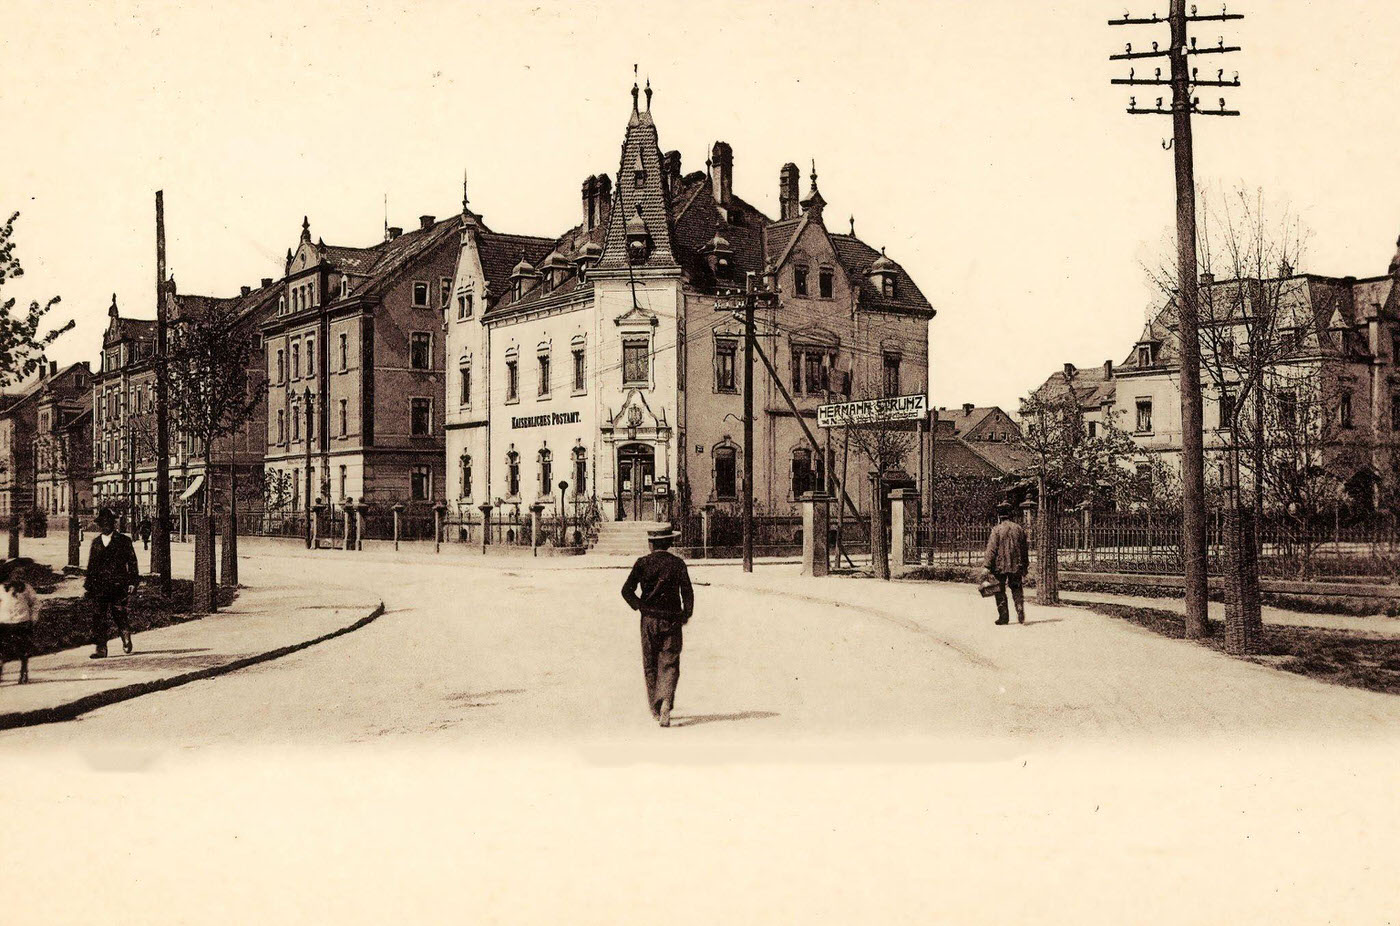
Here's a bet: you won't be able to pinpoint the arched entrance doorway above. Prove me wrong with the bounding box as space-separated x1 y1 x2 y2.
617 443 656 521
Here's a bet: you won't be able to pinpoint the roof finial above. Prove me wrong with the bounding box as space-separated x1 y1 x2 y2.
644 76 652 111
810 159 818 187
462 170 470 214
301 215 311 241
850 215 856 236
109 293 119 318
631 64 640 113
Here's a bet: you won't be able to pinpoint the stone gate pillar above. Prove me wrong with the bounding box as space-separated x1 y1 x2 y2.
800 493 832 577
888 487 918 576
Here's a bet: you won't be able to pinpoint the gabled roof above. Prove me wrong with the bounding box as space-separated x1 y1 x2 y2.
828 234 935 317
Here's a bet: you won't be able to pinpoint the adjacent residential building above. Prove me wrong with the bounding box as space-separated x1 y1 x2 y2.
932 404 1031 480
0 362 93 519
94 284 278 522
1037 238 1400 507
260 214 457 507
444 82 935 524
34 364 94 518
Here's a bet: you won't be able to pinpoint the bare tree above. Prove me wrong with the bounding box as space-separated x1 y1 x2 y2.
842 389 917 580
166 298 264 611
33 421 91 568
1019 390 1136 604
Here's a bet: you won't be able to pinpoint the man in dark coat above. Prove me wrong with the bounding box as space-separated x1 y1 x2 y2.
984 502 1029 625
85 508 140 658
621 526 694 727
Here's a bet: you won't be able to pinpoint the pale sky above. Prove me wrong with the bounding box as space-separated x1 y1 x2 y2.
3 0 1397 410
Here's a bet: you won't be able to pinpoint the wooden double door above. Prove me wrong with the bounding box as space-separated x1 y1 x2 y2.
616 444 655 521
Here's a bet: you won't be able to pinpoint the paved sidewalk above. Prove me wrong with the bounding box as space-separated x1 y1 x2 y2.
1060 588 1400 637
0 538 383 730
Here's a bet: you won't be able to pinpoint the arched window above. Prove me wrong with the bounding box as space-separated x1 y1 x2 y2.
791 447 825 499
460 453 472 499
713 445 737 500
506 450 520 498
340 275 349 298
572 446 587 495
538 447 553 496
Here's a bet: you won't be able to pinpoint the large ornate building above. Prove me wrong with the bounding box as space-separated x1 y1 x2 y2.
445 82 935 524
0 361 92 519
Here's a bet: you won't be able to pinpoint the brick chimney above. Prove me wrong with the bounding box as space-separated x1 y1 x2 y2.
240 285 251 296
779 162 800 220
582 175 597 229
419 215 436 231
1063 362 1077 379
711 141 733 205
261 278 273 287
1103 360 1113 378
387 226 403 240
663 151 682 191
595 175 612 229
962 402 974 416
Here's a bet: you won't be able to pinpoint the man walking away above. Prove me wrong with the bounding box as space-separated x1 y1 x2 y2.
139 517 152 551
621 526 694 727
86 508 140 658
984 502 1029 625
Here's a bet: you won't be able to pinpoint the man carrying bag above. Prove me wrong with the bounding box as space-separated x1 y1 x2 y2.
983 502 1029 626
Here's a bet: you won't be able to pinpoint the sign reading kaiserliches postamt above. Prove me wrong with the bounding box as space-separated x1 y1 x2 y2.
816 394 929 428
511 410 582 429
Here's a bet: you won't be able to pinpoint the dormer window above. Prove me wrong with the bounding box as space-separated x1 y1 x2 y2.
340 275 349 298
625 205 651 264
1137 343 1155 367
794 266 809 297
881 276 897 298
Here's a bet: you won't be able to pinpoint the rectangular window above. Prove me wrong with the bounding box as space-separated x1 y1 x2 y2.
441 278 453 311
538 352 551 397
1218 391 1235 429
882 352 901 397
1135 398 1153 433
292 404 301 441
573 453 587 495
793 266 808 297
1392 394 1400 431
410 333 432 370
623 338 649 385
306 337 315 377
412 281 429 307
458 293 473 320
276 349 285 383
339 466 347 500
339 399 348 437
339 333 348 371
1340 391 1354 429
573 349 586 393
1087 421 1098 439
292 343 301 380
1278 389 1297 430
1137 344 1154 367
459 365 471 406
506 360 519 402
411 398 432 436
714 450 737 500
411 465 431 501
818 268 834 299
715 340 737 393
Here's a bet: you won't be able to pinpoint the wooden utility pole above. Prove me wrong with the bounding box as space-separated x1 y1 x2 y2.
304 387 314 549
717 273 778 573
1111 1 1241 638
152 191 172 595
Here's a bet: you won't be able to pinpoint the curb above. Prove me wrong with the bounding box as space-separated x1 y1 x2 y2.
0 601 387 732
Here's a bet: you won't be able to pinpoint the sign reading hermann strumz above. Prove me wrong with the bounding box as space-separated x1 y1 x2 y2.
817 394 928 428
512 410 582 429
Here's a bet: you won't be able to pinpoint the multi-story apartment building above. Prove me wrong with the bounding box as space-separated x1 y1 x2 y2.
1038 241 1400 508
93 284 277 522
0 361 92 519
445 82 935 524
260 215 455 507
34 364 93 518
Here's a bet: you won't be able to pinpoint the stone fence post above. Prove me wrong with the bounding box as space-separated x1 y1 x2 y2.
800 492 831 577
888 487 918 577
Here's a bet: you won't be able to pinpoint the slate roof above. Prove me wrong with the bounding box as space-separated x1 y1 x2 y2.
828 234 935 317
1033 362 1118 410
595 98 679 273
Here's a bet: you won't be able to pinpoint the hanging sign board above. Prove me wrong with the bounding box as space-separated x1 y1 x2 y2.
817 394 928 428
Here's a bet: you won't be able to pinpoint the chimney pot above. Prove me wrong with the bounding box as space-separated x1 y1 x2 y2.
387 227 403 240
711 141 733 205
1063 362 1076 378
240 285 251 296
419 215 436 230
582 175 597 229
779 162 800 221
1103 360 1113 378
962 402 974 416
261 277 273 288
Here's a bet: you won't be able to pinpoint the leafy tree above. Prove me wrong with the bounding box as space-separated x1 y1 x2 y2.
843 387 918 580
1018 389 1136 603
0 211 74 386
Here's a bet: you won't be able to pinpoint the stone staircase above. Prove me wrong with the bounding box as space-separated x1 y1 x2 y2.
590 520 659 556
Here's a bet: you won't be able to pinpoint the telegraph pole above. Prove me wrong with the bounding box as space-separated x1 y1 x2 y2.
717 273 779 573
304 387 314 549
1110 1 1241 638
153 191 172 595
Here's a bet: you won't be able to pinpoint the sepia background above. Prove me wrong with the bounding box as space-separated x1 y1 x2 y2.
4 0 1400 922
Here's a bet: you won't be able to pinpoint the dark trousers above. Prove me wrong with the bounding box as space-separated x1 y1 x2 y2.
993 572 1025 623
640 615 683 715
91 597 131 650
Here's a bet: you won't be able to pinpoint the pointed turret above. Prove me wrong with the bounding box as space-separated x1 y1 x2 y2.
800 160 826 220
301 216 311 242
595 80 678 273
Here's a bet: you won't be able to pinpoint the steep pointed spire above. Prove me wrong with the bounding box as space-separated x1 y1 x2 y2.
462 169 470 215
800 159 826 219
644 77 652 112
849 215 856 236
